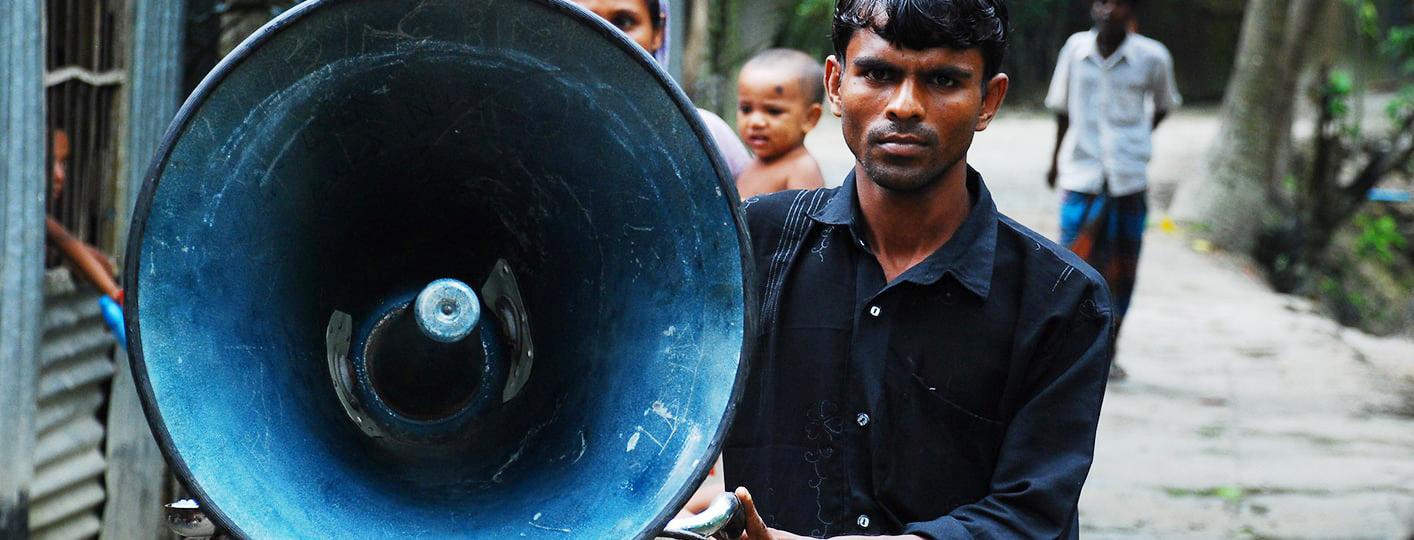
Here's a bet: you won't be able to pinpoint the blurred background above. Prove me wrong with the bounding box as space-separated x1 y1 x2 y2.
1 0 1412 538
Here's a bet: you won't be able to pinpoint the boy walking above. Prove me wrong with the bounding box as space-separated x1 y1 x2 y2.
1045 0 1179 378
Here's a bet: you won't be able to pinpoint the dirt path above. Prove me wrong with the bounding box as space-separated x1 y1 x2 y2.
804 110 1414 538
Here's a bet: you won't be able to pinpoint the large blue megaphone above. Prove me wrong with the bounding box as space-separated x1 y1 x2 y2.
124 1 753 537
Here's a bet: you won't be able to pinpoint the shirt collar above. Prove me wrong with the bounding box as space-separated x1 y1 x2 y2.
809 167 998 298
1083 28 1135 66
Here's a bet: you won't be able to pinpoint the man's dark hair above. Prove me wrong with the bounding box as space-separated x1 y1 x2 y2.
831 0 1009 80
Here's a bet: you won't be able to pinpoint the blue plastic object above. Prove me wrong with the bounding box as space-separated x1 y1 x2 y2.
1368 188 1412 203
99 295 126 350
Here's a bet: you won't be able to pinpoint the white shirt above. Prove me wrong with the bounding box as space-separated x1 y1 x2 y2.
1045 30 1181 196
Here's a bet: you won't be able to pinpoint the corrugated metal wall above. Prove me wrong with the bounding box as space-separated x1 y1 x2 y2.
30 268 115 540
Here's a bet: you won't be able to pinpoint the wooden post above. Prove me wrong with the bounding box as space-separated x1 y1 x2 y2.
0 1 47 538
667 0 685 83
103 0 185 538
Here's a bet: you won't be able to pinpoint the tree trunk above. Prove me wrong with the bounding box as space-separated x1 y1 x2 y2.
1169 0 1320 253
681 0 711 100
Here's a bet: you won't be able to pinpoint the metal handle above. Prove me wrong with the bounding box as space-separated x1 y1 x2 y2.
659 492 746 540
165 499 217 538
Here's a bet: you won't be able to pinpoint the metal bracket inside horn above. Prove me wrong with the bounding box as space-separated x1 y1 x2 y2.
481 259 533 403
326 310 386 439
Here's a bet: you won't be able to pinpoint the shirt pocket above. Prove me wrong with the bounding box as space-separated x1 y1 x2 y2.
1105 78 1147 126
874 360 1006 524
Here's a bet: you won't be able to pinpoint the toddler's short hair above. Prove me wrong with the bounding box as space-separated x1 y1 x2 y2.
741 48 826 104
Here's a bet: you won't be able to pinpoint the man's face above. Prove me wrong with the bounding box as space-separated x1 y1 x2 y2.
825 29 1007 193
1092 0 1135 33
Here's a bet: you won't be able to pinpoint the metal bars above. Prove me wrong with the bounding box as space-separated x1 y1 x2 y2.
44 0 127 256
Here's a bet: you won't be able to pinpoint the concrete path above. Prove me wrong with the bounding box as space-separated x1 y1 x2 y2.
803 109 1414 539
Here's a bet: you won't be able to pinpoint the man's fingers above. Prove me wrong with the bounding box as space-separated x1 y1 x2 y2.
734 487 770 540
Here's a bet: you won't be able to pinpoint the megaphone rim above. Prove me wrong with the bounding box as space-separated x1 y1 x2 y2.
121 0 758 538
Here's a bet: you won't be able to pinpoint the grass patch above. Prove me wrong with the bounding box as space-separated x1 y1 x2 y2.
1162 485 1244 502
1196 424 1226 438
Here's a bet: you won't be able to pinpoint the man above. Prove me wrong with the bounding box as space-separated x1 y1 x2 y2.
723 0 1114 538
1045 0 1180 378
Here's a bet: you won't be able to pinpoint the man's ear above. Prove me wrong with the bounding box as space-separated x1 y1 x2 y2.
803 102 823 132
824 55 845 118
976 73 1009 131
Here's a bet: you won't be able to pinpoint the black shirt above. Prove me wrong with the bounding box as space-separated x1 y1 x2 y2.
724 169 1113 539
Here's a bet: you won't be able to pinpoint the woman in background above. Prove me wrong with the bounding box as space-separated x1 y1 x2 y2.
571 0 752 179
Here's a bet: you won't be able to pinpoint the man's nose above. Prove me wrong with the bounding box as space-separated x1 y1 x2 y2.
884 79 925 122
747 112 768 128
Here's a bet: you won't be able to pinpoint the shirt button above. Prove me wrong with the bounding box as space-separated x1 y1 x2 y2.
856 412 870 427
857 514 871 528
868 305 881 317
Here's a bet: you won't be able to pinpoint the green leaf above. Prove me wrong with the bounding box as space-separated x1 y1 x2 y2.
1215 486 1244 502
1354 214 1406 264
1358 2 1381 39
1328 71 1354 95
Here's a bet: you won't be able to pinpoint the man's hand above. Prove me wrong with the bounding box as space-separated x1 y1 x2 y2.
734 487 801 540
1048 113 1069 191
733 487 924 540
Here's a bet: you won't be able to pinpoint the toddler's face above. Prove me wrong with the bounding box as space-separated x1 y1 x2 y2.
736 66 821 161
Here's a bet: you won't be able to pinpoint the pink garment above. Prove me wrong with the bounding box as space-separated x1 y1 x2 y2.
697 108 750 179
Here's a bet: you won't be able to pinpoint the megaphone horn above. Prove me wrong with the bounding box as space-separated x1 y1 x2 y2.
126 0 754 537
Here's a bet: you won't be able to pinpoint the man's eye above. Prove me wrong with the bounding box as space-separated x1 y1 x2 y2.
739 104 753 114
864 69 892 82
931 76 959 88
611 15 637 30
766 107 785 115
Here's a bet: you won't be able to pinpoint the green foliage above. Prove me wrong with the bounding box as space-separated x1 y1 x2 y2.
1381 25 1414 67
1354 213 1407 264
1162 485 1245 502
1346 0 1382 40
775 0 837 60
792 0 833 20
1214 485 1245 502
1344 0 1414 84
1380 24 1414 121
1324 70 1354 120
